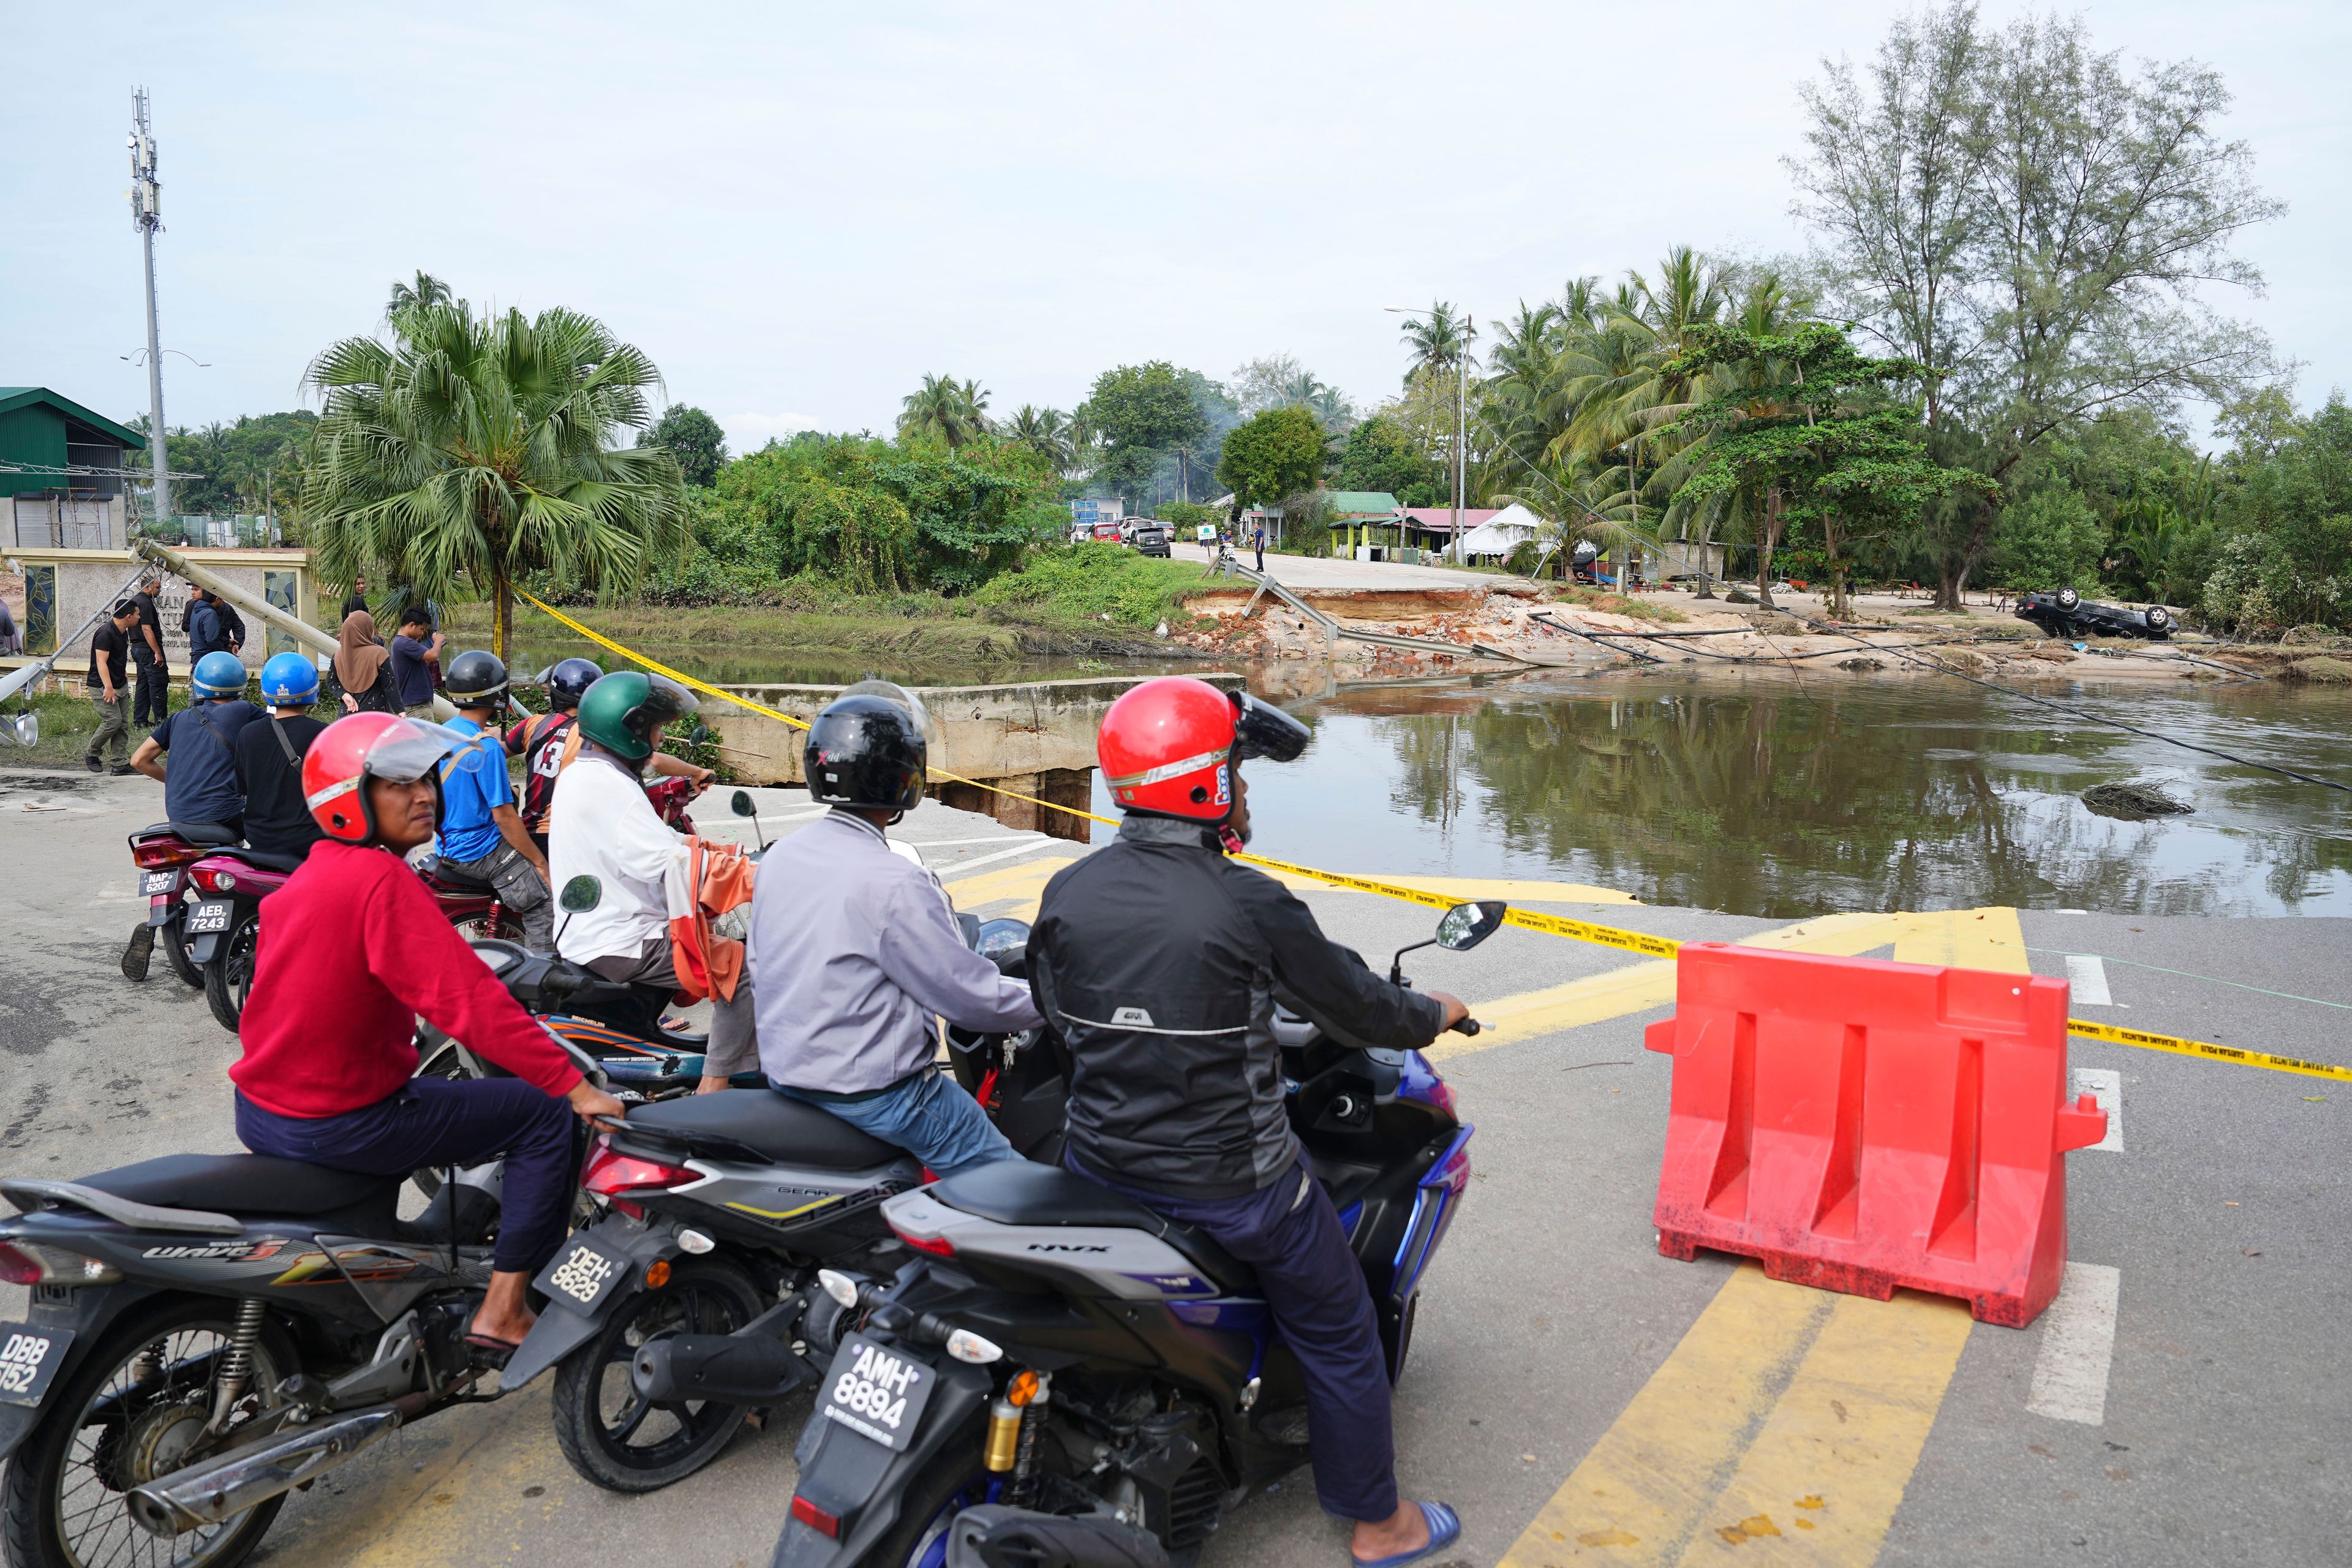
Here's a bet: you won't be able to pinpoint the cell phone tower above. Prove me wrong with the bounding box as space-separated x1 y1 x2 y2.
129 86 169 521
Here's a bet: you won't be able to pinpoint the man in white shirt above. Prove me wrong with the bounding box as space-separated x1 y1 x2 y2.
549 671 756 1079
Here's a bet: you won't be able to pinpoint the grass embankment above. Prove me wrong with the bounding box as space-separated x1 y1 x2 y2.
1545 586 1687 624
4 685 190 771
448 545 1214 666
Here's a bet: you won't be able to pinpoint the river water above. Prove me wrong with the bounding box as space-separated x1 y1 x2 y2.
1226 671 2352 919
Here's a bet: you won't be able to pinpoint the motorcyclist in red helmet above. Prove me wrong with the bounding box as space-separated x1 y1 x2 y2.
230 712 626 1354
1026 677 1468 1567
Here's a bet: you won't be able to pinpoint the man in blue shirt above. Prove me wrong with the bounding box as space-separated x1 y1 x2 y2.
186 589 230 661
130 652 262 831
389 606 445 717
434 651 553 950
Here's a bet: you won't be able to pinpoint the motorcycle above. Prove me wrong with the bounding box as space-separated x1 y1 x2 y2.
493 896 1041 1494
655 901 1502 1567
0 1032 615 1568
180 846 304 1033
119 822 236 989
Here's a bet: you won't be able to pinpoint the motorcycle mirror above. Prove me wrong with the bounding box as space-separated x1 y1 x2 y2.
730 789 757 817
7 710 33 747
559 875 603 914
1436 900 1507 952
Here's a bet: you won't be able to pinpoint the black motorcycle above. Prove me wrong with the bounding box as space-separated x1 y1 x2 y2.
499 913 1041 1494
0 1025 619 1568
121 821 233 990
654 902 1502 1567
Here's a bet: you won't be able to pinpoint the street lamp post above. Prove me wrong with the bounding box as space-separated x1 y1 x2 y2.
128 88 168 526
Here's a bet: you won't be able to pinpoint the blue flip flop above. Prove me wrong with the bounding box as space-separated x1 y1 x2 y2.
1352 1501 1461 1568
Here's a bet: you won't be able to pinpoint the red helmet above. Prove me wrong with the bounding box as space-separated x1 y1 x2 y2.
1098 677 1311 821
303 713 461 845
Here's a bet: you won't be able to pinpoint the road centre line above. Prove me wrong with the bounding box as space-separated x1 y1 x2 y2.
2026 1263 2122 1426
2066 954 2116 1006
918 839 1057 875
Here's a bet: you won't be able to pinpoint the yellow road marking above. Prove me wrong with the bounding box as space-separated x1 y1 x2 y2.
1428 911 1912 1061
941 855 1079 920
1889 905 2029 973
1496 1264 1972 1566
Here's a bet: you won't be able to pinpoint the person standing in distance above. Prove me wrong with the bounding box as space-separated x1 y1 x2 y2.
1027 677 1466 1568
388 606 443 718
84 601 141 775
128 575 170 727
341 575 371 620
232 653 331 859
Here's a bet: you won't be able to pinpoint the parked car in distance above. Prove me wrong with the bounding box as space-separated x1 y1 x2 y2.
1129 522 1171 557
1090 519 1124 542
2015 586 2176 641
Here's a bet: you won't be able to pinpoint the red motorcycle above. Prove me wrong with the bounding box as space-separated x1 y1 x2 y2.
121 823 238 989
182 845 309 1030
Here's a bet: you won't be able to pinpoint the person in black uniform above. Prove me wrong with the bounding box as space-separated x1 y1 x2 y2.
232 653 330 859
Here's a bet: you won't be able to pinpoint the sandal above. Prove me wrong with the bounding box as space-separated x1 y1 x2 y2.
1351 1502 1460 1568
462 1333 522 1368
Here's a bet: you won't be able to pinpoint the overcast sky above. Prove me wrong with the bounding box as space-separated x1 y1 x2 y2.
5 1 2344 458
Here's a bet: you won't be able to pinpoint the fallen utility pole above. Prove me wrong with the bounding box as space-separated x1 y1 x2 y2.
1211 550 1525 663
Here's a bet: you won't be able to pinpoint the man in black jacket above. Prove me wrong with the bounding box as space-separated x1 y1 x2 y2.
1028 677 1464 1568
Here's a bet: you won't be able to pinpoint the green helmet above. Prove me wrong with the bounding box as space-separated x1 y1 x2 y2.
575 670 698 764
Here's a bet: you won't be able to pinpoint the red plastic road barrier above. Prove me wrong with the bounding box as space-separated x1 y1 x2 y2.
1644 941 2107 1327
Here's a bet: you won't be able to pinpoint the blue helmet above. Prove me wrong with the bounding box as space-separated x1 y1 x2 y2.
191 651 249 700
260 651 320 707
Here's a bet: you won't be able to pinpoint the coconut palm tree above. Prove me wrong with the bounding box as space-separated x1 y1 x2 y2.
1398 300 1477 385
304 298 688 659
385 270 454 322
1005 405 1072 470
898 375 994 448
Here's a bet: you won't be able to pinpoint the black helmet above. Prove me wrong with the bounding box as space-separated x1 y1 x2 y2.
445 649 510 710
540 657 603 713
805 694 926 813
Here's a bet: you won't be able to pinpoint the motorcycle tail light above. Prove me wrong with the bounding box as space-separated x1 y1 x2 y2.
789 1494 841 1539
189 865 237 894
889 1223 956 1259
580 1140 697 1200
131 839 197 870
0 1242 120 1286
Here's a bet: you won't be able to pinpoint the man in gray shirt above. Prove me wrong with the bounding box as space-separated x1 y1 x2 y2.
750 695 1038 1175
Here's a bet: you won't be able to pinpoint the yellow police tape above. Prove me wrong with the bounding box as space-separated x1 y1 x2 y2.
520 591 2343 1085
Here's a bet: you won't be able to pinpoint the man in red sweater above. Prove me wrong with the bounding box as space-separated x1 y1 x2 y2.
233 713 625 1351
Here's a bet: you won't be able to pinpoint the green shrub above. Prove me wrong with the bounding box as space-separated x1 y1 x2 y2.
969 543 1208 628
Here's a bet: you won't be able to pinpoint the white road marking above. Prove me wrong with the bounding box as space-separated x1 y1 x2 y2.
922 839 1055 873
2066 953 2116 1006
892 834 1048 848
2027 1262 2122 1425
2071 1068 2125 1152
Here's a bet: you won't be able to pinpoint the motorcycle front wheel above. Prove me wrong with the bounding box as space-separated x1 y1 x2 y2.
550 1257 766 1492
202 914 260 1033
1 1297 295 1568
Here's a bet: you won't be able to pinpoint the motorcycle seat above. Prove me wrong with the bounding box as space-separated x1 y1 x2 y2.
622 1090 905 1170
415 855 494 892
211 846 307 874
148 820 241 847
932 1163 1258 1294
79 1154 401 1229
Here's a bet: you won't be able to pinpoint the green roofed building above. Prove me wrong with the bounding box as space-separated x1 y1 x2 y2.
1324 489 1408 558
1 388 148 549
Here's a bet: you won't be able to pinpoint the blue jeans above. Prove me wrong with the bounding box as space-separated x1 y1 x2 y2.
772 1066 1016 1178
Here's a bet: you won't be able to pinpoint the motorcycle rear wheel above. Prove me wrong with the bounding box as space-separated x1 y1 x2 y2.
202 914 261 1033
846 1420 990 1568
1 1297 295 1568
161 919 206 990
550 1257 765 1492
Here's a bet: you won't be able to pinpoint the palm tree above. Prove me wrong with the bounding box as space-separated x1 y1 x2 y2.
304 298 688 660
897 374 993 448
385 270 454 322
1398 300 1476 385
1005 405 1072 470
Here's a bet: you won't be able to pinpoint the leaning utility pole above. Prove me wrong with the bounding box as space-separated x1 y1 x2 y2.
129 87 168 525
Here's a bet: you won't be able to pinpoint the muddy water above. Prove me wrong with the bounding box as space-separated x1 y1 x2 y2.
1238 671 2352 919
488 630 1206 690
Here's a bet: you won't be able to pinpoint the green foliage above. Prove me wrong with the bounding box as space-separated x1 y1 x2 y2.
303 298 689 657
145 411 317 517
968 542 1208 628
898 375 994 449
2196 394 2352 631
1983 487 2106 590
1217 405 1327 508
701 436 1037 595
640 405 729 486
1078 362 1207 500
1156 500 1214 527
1336 415 1446 507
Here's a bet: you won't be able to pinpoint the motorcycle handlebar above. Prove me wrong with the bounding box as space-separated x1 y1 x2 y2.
1448 1017 1485 1036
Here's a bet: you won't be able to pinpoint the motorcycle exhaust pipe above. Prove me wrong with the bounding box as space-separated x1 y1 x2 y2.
126 1406 403 1534
632 1331 812 1407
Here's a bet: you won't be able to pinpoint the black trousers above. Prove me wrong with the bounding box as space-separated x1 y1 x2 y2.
132 657 169 727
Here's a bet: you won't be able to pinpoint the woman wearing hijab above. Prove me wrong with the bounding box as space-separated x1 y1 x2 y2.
328 610 402 715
